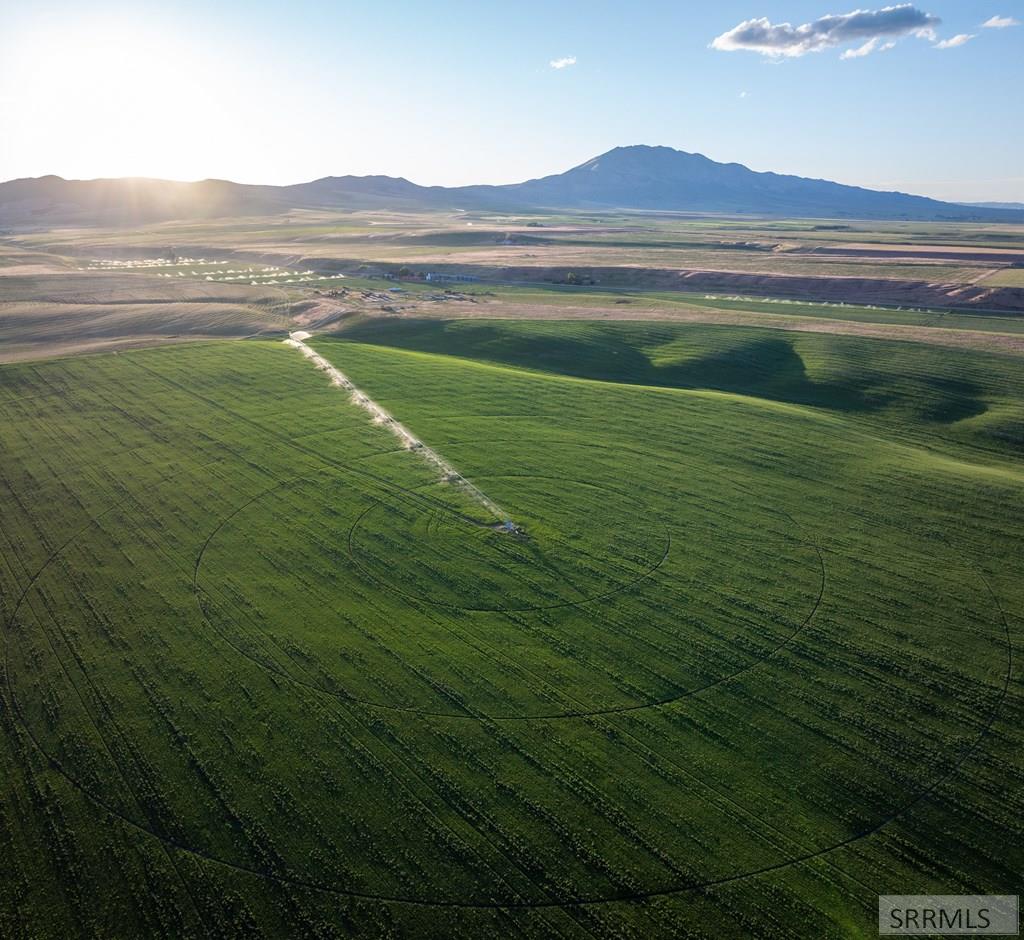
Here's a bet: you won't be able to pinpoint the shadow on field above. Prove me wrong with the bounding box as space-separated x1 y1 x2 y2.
322 319 1024 457
334 317 988 418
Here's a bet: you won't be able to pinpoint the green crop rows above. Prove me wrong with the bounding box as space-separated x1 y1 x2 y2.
1 323 1022 938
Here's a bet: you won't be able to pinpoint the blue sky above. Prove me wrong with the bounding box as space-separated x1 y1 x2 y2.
1 1 1021 200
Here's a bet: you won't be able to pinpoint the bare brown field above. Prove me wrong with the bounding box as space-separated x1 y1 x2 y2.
335 245 990 281
794 242 1024 262
10 214 1017 283
0 265 289 361
0 271 284 304
0 242 76 276
0 301 286 362
987 268 1024 288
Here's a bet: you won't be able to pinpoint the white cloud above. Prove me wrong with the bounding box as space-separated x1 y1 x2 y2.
841 36 899 58
840 37 879 58
711 4 941 58
549 56 577 70
981 15 1020 28
934 33 974 48
739 90 749 98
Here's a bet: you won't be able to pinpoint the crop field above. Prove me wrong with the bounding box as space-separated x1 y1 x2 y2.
988 268 1024 288
0 265 290 362
6 239 1024 372
1 319 1022 938
8 211 1024 344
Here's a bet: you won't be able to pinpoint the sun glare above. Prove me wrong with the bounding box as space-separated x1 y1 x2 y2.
5 15 239 181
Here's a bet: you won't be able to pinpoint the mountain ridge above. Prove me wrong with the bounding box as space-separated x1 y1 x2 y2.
3 145 1021 226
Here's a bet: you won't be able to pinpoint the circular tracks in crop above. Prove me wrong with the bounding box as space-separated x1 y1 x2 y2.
1 442 1012 911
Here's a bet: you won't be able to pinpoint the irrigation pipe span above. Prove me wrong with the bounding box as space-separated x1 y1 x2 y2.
284 333 514 527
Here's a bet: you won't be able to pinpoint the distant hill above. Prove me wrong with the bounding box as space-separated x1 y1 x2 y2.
3 146 1023 226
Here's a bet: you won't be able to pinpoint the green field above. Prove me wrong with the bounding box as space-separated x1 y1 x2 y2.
2 321 1022 937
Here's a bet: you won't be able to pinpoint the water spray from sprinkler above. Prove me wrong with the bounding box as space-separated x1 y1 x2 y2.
285 333 522 534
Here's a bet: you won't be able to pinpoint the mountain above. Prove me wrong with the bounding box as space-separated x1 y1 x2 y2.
3 146 1022 226
0 175 285 227
459 146 1015 220
283 175 455 210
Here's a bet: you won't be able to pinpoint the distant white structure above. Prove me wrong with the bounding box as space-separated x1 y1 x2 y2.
425 272 478 283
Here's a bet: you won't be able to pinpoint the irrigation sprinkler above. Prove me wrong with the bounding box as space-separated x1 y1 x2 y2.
284 333 522 533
